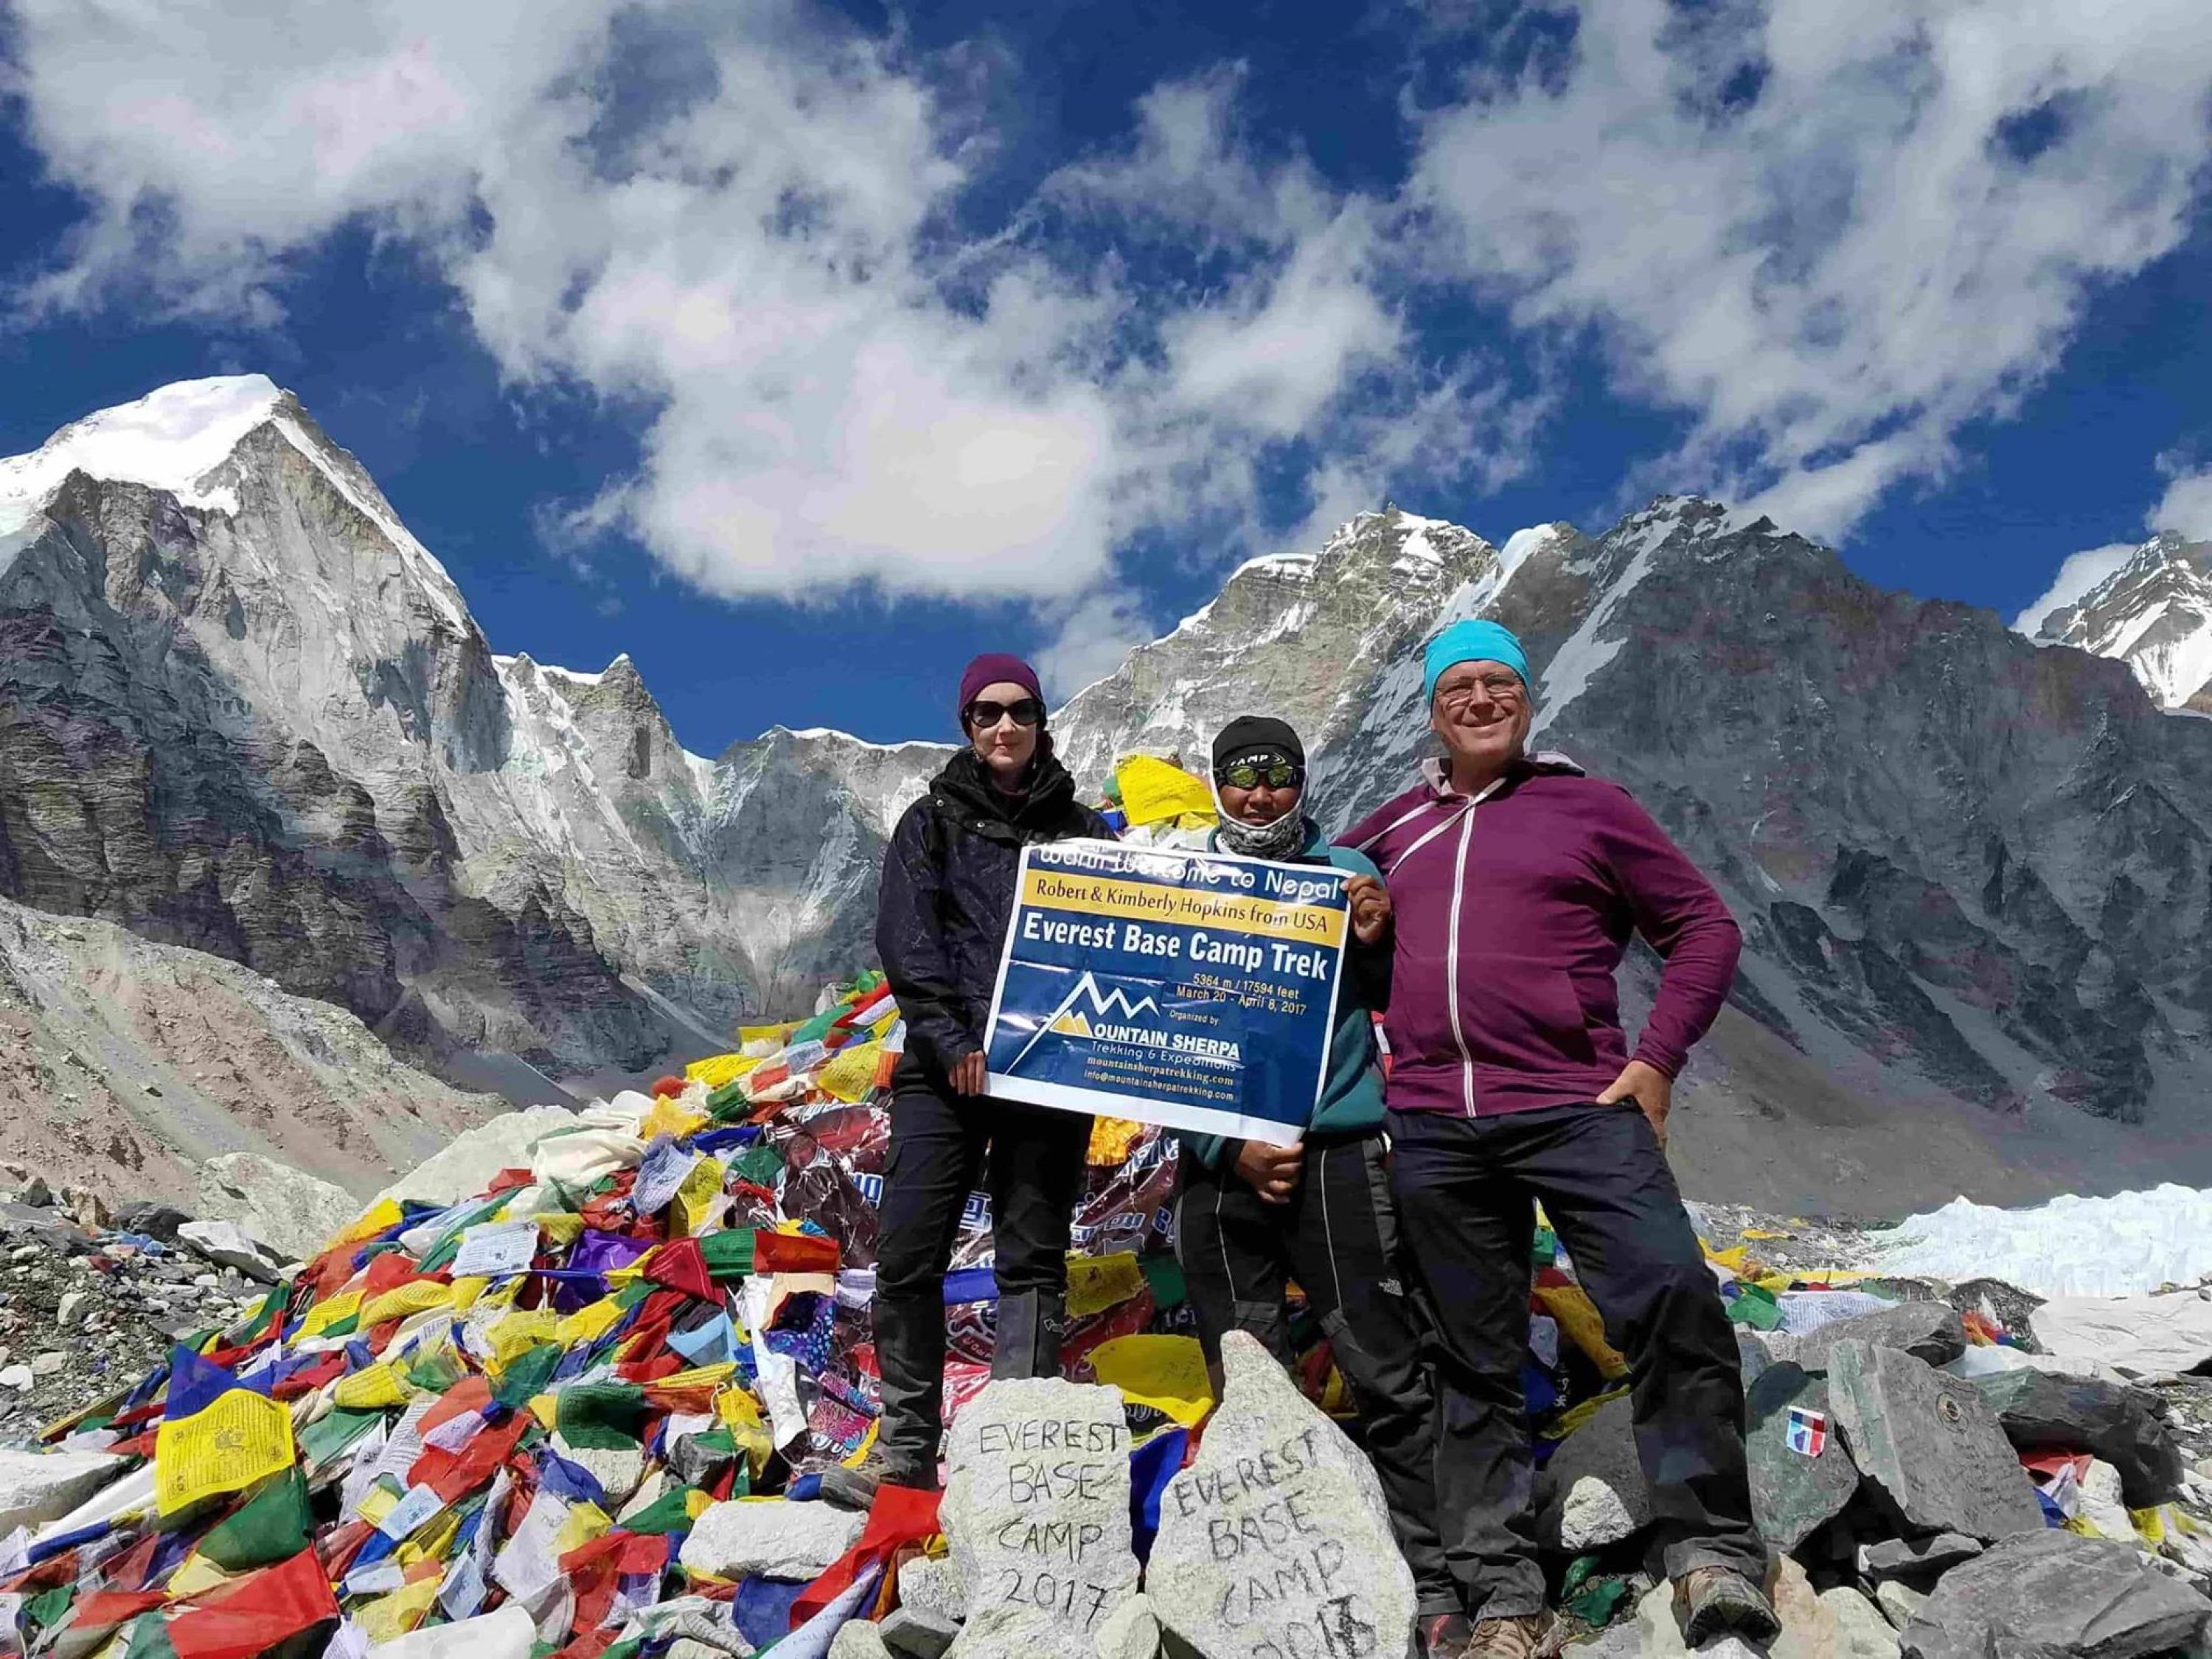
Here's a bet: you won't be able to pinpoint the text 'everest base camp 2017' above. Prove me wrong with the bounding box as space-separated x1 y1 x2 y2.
1 375 2211 1659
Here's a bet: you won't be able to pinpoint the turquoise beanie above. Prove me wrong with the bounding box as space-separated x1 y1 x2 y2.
1422 619 1531 706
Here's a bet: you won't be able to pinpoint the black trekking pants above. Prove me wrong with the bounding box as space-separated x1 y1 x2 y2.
1175 1129 1458 1617
1388 1102 1767 1618
872 1079 1091 1482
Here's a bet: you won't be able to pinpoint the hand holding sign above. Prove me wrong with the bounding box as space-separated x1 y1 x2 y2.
1234 1139 1304 1205
1343 873 1391 945
982 840 1352 1145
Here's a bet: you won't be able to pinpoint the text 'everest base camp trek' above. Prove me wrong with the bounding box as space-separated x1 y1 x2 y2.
0 379 2211 1659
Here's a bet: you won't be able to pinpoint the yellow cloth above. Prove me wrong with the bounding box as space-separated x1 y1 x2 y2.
641 1096 709 1142
1115 756 1217 827
1534 1282 1628 1380
1065 1253 1147 1319
817 1042 884 1104
486 1310 561 1369
333 1363 414 1411
361 1279 454 1329
327 1197 406 1252
556 1298 627 1348
155 1389 296 1516
298 1290 364 1338
1086 1335 1214 1427
352 1577 441 1644
1085 1118 1147 1166
672 1157 726 1237
686 1053 757 1090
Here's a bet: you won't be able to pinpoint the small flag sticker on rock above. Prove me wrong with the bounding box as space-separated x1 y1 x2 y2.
1785 1405 1827 1457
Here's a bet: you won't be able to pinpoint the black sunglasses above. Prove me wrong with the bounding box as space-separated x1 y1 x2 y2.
964 698 1044 730
1217 757 1304 790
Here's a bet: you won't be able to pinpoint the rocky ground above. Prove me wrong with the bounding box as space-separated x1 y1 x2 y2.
0 893 506 1206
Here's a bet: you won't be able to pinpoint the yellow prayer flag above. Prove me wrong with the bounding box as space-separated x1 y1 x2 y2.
554 1297 627 1348
333 1363 414 1411
1087 1335 1214 1428
673 1157 726 1237
327 1197 406 1251
360 1279 454 1329
352 1578 441 1644
641 1095 709 1141
298 1291 364 1338
154 1388 296 1516
1065 1253 1147 1319
1114 755 1217 827
686 1053 757 1090
1533 1281 1629 1380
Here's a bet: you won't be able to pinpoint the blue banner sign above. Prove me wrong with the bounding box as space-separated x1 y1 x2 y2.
981 839 1351 1145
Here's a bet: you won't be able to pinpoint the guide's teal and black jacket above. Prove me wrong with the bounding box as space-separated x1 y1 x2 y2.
1178 819 1390 1171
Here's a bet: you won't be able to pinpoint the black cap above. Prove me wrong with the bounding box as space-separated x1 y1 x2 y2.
1211 714 1305 773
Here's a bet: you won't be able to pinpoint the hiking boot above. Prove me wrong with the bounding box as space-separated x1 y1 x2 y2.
1677 1567 1781 1645
1465 1613 1553 1659
1417 1612 1472 1659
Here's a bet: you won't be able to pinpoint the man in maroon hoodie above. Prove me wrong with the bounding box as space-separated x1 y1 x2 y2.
1343 619 1774 1658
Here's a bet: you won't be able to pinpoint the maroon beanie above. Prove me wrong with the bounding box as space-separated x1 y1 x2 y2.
956 653 1045 726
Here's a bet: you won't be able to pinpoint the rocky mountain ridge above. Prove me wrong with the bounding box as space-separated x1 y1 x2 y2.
4 377 2210 1208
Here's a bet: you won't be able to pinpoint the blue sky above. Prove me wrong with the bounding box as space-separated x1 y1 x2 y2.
4 0 2212 751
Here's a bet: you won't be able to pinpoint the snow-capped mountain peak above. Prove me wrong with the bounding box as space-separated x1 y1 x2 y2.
0 375 284 539
2030 531 2212 711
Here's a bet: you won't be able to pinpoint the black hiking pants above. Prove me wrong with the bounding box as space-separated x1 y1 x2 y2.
1388 1102 1767 1618
1175 1129 1458 1617
872 1079 1091 1483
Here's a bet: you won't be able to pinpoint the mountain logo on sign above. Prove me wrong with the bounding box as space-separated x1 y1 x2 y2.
1012 973 1161 1068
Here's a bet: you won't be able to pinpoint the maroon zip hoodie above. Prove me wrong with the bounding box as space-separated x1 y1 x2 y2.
1342 754 1741 1117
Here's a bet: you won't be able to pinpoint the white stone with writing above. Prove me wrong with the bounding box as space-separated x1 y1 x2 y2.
942 1377 1140 1659
1147 1332 1414 1659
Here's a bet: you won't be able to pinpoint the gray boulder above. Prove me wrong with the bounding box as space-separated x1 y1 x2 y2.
941 1377 1138 1659
1854 1533 1982 1585
1093 1594 1161 1659
1897 1530 2212 1658
1742 1360 1860 1551
1149 1332 1414 1659
0 1447 128 1533
1826 1340 2045 1542
678 1498 866 1580
831 1622 892 1659
1536 1394 1652 1551
174 1217 293 1281
1963 1368 2184 1505
1777 1304 1966 1374
191 1152 361 1262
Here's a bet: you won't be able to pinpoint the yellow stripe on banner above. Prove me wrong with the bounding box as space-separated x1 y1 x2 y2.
1019 869 1346 947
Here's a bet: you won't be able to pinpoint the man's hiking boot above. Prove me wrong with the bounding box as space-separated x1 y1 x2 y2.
1417 1611 1472 1659
1465 1612 1553 1659
1677 1566 1781 1645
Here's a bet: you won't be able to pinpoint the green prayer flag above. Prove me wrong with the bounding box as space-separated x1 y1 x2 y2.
121 1613 178 1659
730 1146 783 1189
26 1583 75 1635
493 1344 565 1411
1138 1255 1186 1309
698 1231 754 1281
195 1468 312 1571
556 1383 647 1451
618 1486 701 1535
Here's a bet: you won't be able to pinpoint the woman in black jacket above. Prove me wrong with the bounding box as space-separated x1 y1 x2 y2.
871 653 1116 1489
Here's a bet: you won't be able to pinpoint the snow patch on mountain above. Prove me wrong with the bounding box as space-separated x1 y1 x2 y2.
2013 542 2137 634
0 375 283 537
2028 532 2212 709
1529 505 1688 733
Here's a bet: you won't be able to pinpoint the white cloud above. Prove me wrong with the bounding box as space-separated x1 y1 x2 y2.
3 5 1536 613
1409 0 2212 539
2152 454 2212 541
2011 543 2136 634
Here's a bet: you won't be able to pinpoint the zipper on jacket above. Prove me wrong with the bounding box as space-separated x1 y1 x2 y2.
1443 776 1508 1116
